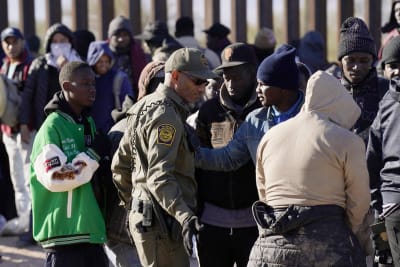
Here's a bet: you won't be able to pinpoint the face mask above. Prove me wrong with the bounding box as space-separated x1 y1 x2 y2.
50 42 71 57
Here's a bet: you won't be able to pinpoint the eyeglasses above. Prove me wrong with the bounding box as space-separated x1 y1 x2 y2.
181 72 208 86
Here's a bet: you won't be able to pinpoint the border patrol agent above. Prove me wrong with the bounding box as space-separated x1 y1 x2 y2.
112 48 218 267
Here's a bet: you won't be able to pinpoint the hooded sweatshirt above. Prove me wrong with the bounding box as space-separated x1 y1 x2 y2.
30 91 106 248
107 16 147 97
19 23 81 129
86 41 133 133
256 71 370 232
44 23 81 69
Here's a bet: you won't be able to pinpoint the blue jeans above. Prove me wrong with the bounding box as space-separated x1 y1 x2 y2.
385 207 400 267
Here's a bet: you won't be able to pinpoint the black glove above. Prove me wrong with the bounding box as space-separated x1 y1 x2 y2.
91 131 111 161
182 216 203 256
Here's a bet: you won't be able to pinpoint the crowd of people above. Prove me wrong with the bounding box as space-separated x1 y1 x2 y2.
1 3 400 266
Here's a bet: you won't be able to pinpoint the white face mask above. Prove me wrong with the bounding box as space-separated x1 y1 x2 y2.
50 42 71 57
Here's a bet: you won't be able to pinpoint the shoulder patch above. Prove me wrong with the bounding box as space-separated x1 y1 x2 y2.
44 156 61 172
157 124 176 146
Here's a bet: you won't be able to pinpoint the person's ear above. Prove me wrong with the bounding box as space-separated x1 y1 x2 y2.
171 70 179 82
62 81 72 92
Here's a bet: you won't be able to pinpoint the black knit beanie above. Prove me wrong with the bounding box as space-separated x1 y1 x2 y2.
337 17 376 60
382 35 400 67
257 44 299 91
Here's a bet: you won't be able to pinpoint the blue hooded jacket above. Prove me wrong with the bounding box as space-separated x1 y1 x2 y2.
87 41 134 132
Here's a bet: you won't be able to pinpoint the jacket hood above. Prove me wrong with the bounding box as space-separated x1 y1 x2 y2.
44 23 74 53
87 41 114 66
108 16 133 38
44 91 90 119
303 71 360 129
44 91 69 115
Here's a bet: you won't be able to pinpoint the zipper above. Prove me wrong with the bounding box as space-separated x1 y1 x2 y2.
67 190 72 218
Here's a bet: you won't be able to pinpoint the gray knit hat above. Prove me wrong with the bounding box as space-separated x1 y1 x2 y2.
381 36 400 68
337 17 376 60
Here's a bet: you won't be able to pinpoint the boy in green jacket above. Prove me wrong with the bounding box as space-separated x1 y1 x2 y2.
30 61 108 266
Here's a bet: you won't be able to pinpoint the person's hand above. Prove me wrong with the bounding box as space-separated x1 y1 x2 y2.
182 216 203 256
20 124 31 144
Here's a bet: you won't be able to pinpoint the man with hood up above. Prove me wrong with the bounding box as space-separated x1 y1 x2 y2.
19 23 81 145
248 71 370 266
107 15 148 100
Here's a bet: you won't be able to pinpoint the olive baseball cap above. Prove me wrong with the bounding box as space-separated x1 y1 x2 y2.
165 48 218 80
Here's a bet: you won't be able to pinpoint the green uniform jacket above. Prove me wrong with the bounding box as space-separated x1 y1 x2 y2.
30 111 106 248
112 84 197 225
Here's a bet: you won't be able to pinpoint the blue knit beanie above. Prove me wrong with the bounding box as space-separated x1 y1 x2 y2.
256 44 299 90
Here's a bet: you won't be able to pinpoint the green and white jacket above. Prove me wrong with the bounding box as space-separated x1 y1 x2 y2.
30 92 106 248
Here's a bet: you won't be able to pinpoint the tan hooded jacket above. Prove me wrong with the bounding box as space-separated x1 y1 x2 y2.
256 71 370 232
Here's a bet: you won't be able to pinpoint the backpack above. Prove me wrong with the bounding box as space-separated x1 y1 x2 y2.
0 74 21 127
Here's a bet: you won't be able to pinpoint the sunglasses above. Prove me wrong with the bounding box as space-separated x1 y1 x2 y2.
181 72 209 86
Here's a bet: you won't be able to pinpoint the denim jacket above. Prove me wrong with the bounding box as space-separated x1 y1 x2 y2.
195 91 304 171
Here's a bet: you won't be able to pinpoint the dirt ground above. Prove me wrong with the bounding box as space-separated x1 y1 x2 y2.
0 236 45 267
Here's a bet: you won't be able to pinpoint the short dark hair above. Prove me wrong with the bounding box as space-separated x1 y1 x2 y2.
59 61 91 86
